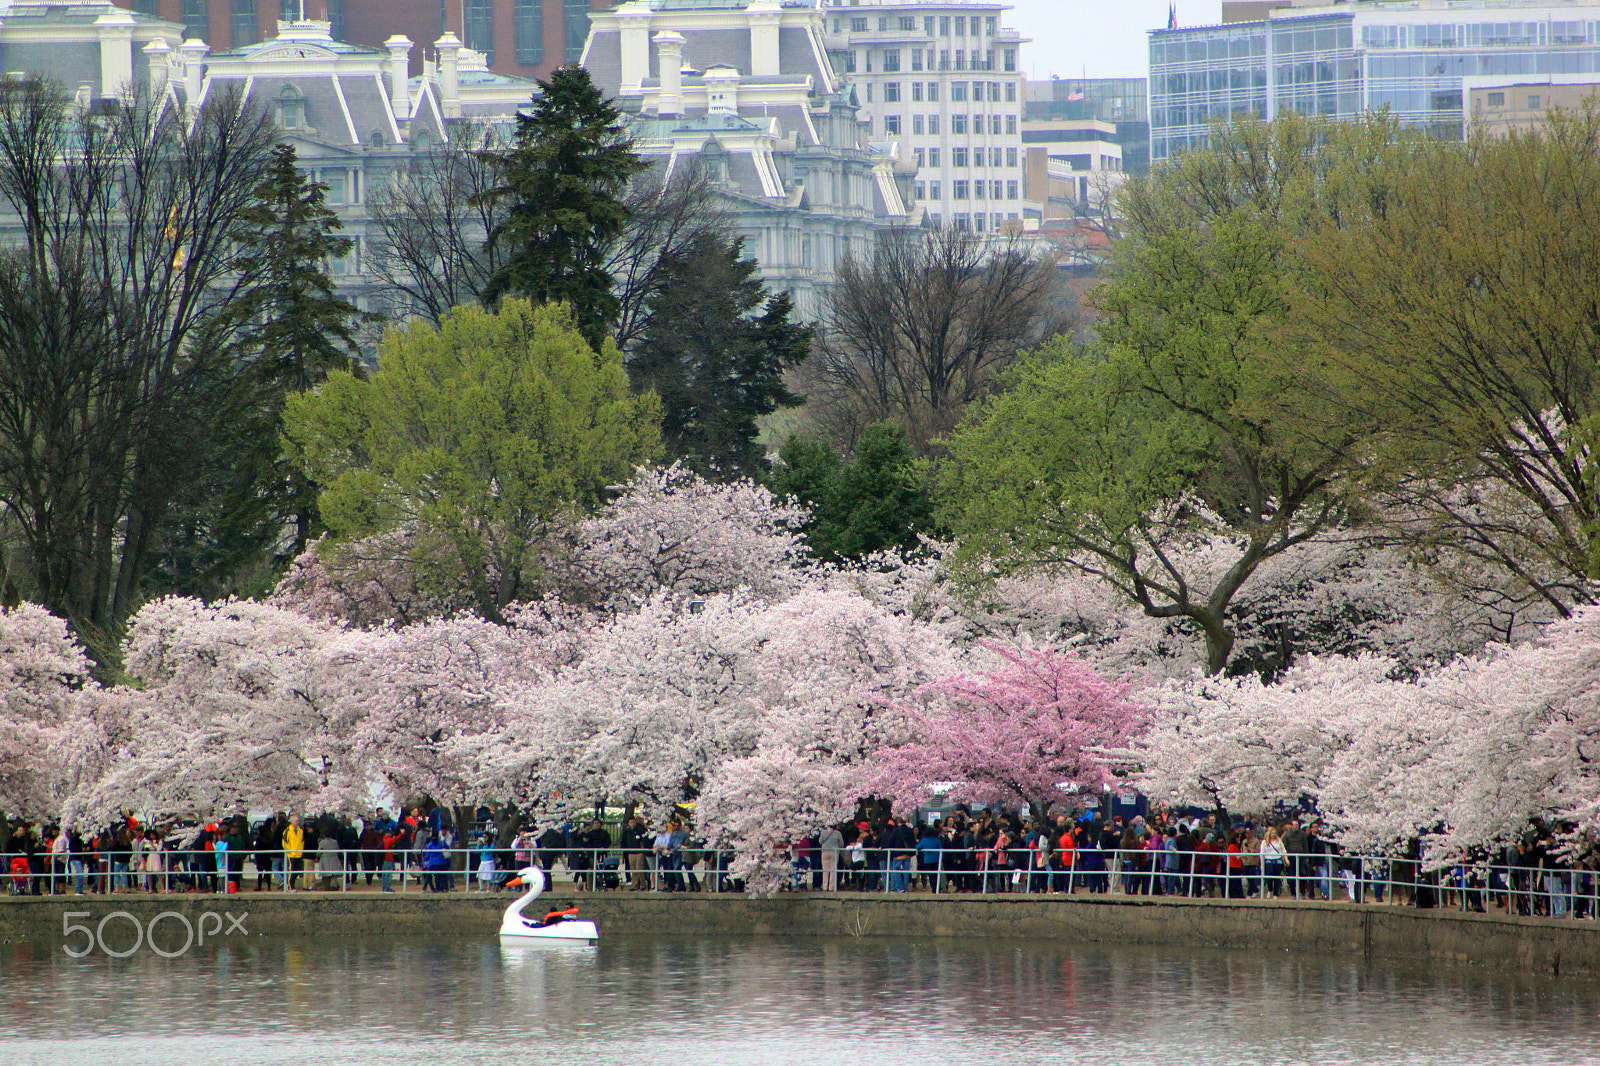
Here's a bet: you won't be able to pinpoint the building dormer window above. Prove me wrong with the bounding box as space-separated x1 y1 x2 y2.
277 85 305 131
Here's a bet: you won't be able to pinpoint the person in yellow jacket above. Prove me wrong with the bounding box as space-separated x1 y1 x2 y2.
283 814 306 891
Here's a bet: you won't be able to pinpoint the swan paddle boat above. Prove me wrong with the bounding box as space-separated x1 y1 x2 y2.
499 866 599 944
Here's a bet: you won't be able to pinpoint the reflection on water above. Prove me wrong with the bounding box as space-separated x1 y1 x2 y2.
1 934 1598 1065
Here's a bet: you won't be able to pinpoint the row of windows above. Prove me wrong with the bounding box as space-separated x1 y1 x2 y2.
836 14 1000 39
917 180 1021 202
1481 90 1545 110
893 114 1018 138
864 80 1017 105
912 146 1021 168
1362 21 1594 51
845 48 1017 73
943 212 1022 234
460 0 589 66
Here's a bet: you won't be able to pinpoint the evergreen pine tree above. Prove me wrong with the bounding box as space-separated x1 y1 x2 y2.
479 66 646 349
628 233 812 479
191 142 366 586
770 422 936 561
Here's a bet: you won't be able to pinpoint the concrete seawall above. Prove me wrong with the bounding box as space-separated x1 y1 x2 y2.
3 892 1596 976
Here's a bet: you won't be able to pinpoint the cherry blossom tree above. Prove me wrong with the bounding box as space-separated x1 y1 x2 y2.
71 596 376 822
866 642 1151 821
0 603 101 820
573 464 811 609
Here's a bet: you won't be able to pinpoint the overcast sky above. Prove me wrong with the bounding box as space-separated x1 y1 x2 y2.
1005 1 1222 80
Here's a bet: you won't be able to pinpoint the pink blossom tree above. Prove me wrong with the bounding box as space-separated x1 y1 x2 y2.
573 464 811 609
865 642 1151 821
73 596 375 822
0 603 101 820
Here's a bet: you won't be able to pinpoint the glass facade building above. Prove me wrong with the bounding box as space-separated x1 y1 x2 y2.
1150 1 1600 161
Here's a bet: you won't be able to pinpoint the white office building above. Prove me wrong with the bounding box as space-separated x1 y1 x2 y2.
821 0 1037 231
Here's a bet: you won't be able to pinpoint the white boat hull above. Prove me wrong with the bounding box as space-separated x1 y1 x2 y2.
498 919 599 944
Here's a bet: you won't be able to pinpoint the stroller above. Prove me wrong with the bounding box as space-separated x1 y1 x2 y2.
595 854 621 890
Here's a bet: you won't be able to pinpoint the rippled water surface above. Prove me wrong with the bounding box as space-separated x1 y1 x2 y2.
2 934 1598 1065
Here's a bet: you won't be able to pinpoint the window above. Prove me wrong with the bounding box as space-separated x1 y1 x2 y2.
884 114 901 134
1528 93 1542 108
954 16 965 36
851 17 867 32
1487 91 1505 106
927 147 939 166
900 16 916 32
974 213 985 232
952 114 967 134
912 82 923 102
986 17 997 36
914 181 925 199
1005 114 1016 134
842 51 855 72
939 16 950 36
952 81 967 102
953 147 968 167
884 82 901 102
277 85 304 130
927 82 939 102
927 115 939 135
913 114 924 135
992 180 1004 199
985 51 995 72
924 17 934 36
183 0 209 42
864 83 872 102
954 180 969 199
939 50 949 70
515 0 544 64
929 181 940 199
1006 147 1017 167
883 49 900 72
988 82 1000 103
466 0 496 63
955 49 965 71
1006 180 1018 200
990 115 1002 135
1004 48 1016 72
231 0 258 47
878 17 887 31
912 50 923 72
563 0 588 62
321 171 346 205
914 146 925 165
954 213 969 231
1005 82 1016 102
991 147 1003 166
973 179 984 198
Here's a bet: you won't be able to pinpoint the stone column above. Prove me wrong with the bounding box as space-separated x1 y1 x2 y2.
617 0 653 93
654 30 685 118
435 32 462 120
143 39 172 99
385 36 413 120
748 0 782 77
95 7 137 99
180 38 208 103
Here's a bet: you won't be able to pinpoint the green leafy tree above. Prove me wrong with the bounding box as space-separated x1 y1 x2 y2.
1285 102 1600 618
478 66 647 348
771 422 936 562
282 299 661 623
939 114 1402 675
627 233 812 479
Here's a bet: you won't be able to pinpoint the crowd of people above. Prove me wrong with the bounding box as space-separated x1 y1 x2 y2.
5 804 1598 919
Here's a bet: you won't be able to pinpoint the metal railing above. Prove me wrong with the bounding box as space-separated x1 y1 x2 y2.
4 846 1596 918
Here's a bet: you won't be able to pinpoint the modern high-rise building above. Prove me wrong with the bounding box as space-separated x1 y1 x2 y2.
1150 0 1600 161
112 0 606 78
820 0 1036 231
